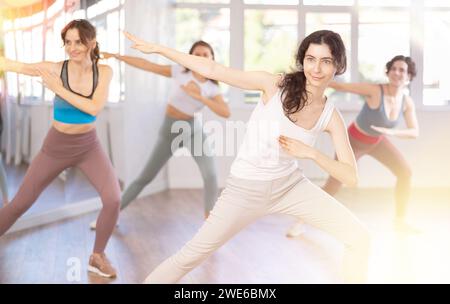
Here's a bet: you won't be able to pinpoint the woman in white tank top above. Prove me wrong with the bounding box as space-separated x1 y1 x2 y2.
125 30 370 284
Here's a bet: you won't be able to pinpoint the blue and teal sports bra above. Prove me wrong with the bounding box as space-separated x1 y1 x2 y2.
53 60 99 124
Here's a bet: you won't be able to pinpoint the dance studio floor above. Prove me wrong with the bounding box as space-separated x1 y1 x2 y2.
1 187 450 284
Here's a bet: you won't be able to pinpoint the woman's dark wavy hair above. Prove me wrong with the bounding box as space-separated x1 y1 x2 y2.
279 30 347 122
385 55 417 81
61 19 100 65
183 40 219 85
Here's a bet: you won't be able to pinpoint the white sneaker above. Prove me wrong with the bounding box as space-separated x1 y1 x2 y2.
286 221 307 238
88 253 117 278
90 220 119 231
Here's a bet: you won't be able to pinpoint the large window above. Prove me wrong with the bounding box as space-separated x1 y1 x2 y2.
244 9 297 102
423 10 450 106
175 8 230 66
88 0 126 103
358 9 409 83
175 0 449 109
175 7 230 99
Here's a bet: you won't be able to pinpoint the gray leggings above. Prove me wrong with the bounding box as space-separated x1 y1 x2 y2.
121 116 218 213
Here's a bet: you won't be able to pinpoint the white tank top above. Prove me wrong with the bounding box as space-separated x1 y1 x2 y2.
168 65 221 116
230 90 335 181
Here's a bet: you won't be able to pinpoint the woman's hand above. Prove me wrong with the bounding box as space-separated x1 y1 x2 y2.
279 135 315 159
181 81 202 101
38 68 63 93
124 31 161 54
371 125 395 136
101 52 118 60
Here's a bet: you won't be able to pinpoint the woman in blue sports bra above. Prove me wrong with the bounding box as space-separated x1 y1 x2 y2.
287 55 420 237
0 19 119 278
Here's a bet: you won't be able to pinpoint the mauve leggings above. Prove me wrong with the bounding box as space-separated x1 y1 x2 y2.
0 127 120 253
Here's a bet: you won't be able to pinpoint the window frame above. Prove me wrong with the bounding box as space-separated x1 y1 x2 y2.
174 0 450 111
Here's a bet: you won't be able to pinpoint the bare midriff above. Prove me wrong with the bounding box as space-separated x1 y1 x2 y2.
52 120 96 135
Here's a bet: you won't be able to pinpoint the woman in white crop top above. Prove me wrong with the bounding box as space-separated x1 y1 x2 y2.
126 30 370 284
89 41 230 231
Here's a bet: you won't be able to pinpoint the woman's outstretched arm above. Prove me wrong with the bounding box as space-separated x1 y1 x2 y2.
0 56 59 76
123 31 279 100
102 52 171 77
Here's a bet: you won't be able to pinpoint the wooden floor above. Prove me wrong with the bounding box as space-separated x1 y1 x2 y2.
1 186 450 284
